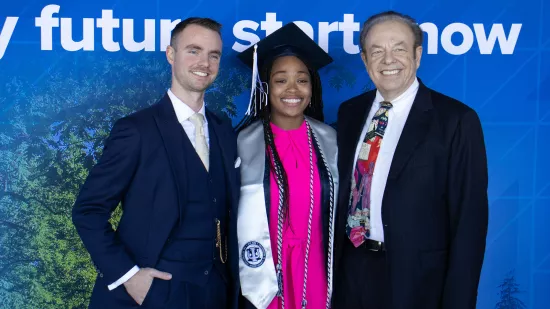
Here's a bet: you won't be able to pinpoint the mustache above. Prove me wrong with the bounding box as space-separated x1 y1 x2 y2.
190 66 212 73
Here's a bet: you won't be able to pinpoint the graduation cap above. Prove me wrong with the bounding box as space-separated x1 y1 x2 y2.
237 22 333 116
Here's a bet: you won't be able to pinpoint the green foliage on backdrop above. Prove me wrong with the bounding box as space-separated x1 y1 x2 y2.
0 53 248 308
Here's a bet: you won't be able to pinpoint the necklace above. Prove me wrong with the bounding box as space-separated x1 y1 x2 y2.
272 119 335 309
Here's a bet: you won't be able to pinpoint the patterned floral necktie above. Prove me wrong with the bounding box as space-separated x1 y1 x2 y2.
346 101 393 247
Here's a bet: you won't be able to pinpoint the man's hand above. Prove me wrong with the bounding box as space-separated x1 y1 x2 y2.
123 268 172 305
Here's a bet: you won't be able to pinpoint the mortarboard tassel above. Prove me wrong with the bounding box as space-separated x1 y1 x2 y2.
245 44 259 116
245 44 268 117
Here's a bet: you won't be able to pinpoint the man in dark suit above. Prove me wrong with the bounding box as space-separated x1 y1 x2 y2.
332 11 488 309
72 17 241 309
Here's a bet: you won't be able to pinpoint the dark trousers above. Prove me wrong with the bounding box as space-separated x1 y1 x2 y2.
142 267 228 309
332 239 390 309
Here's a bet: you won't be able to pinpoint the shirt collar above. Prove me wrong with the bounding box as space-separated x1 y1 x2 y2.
374 77 419 114
167 88 206 124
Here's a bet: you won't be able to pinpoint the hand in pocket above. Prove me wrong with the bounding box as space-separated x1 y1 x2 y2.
123 268 172 305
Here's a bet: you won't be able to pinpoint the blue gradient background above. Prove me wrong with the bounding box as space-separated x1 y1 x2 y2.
1 0 549 308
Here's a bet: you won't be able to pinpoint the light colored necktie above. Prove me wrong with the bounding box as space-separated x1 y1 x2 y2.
189 113 209 171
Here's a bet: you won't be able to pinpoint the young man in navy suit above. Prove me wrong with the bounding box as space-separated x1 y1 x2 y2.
72 17 241 309
332 11 489 309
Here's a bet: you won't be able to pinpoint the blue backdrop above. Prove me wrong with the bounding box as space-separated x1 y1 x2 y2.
0 0 548 308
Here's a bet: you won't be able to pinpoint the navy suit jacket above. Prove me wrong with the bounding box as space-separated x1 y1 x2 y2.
333 80 489 309
72 94 241 308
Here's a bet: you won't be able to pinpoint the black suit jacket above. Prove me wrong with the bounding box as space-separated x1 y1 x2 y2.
333 80 488 309
72 94 241 309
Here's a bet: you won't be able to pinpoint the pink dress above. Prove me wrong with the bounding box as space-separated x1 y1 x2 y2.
267 121 327 309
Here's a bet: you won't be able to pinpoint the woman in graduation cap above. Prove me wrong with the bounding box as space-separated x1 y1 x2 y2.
234 23 339 309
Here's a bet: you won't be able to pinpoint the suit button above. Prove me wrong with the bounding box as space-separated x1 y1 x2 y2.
99 273 103 278
213 198 217 203
204 270 209 275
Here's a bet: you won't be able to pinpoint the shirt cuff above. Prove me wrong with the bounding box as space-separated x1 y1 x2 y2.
108 265 140 291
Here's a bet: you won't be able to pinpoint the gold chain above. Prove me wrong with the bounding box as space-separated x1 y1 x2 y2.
216 219 227 263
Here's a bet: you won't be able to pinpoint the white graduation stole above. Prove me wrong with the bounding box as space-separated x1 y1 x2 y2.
237 121 278 309
236 118 340 309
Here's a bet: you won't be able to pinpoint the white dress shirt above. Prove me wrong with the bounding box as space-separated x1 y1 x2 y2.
107 89 209 290
351 78 419 242
167 89 210 149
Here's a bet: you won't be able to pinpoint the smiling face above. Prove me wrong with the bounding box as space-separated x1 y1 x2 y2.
361 20 422 101
268 56 312 127
166 24 222 95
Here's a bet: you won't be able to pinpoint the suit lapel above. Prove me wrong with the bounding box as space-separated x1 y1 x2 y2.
342 92 376 181
387 81 433 180
337 92 376 231
154 94 188 224
207 110 238 213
